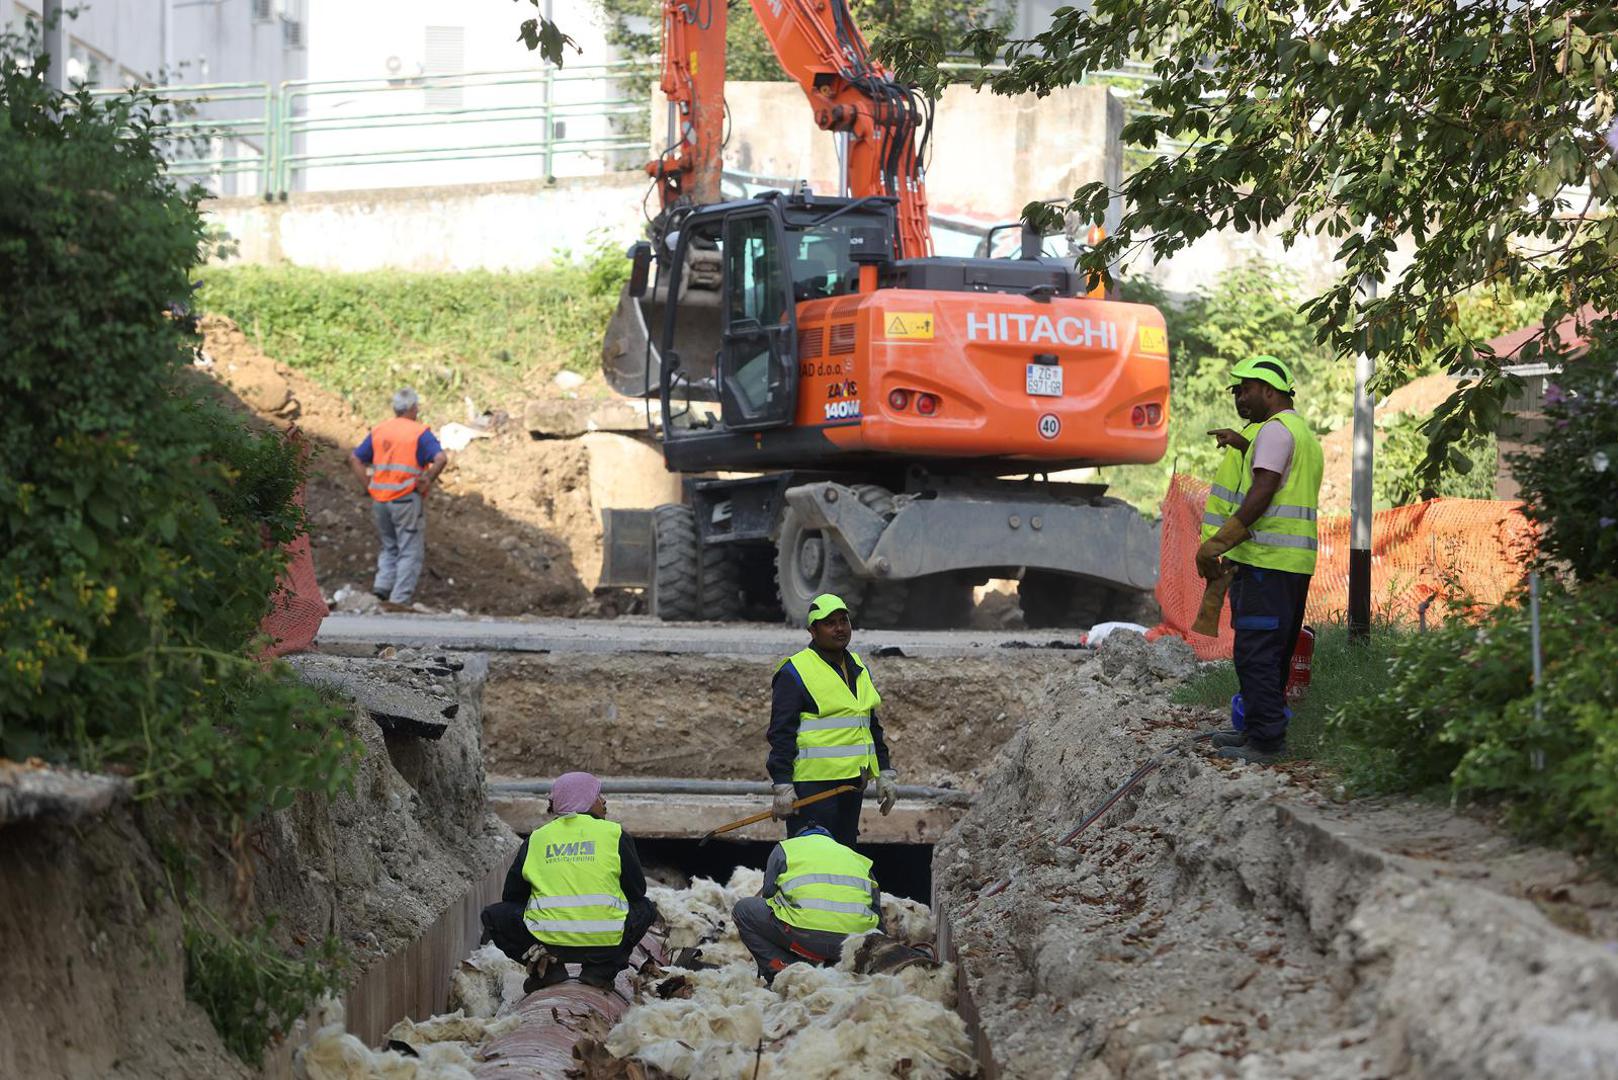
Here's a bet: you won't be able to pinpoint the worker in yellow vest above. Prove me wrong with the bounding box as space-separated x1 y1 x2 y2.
1196 355 1324 764
479 771 657 992
732 824 882 983
766 593 899 846
348 387 448 611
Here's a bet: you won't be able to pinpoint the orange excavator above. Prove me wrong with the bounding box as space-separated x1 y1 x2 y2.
598 0 1170 628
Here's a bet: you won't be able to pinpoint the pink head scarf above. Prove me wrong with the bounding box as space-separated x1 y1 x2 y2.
549 771 603 815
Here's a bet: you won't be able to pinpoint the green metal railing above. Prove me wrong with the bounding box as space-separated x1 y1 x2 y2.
101 64 653 198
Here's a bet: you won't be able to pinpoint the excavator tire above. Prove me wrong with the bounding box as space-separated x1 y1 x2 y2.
775 502 867 627
849 484 907 629
651 504 701 621
698 537 745 621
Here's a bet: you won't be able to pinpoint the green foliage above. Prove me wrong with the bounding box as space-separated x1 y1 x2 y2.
1510 332 1618 582
1329 580 1618 850
885 1 1618 483
0 42 358 812
588 0 1001 86
1173 620 1405 767
1376 412 1497 508
199 245 628 408
184 913 346 1065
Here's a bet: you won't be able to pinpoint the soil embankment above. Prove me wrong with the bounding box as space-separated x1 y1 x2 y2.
0 653 513 1080
482 651 1077 788
937 633 1618 1078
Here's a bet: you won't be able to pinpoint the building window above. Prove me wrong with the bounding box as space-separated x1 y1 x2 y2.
423 26 464 111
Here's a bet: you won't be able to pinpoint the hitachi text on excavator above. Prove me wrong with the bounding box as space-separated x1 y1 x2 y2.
597 0 1171 629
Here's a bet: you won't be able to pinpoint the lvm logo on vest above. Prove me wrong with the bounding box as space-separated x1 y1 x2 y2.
545 840 597 860
965 312 1120 349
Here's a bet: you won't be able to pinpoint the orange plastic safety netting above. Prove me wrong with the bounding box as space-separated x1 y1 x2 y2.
1148 473 1537 660
260 436 329 658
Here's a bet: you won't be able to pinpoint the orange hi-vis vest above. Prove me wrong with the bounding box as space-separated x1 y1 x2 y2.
367 416 428 502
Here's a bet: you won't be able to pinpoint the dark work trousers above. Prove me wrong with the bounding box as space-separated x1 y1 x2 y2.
1229 564 1312 749
481 897 658 982
732 895 850 982
788 777 864 847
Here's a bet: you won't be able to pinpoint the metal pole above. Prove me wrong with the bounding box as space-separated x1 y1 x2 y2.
1348 273 1377 640
42 0 68 93
1528 571 1545 770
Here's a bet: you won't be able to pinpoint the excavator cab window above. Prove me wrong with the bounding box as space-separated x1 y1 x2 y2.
718 210 796 430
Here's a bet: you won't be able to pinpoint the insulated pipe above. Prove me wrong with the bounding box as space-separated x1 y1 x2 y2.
469 934 666 1078
488 777 971 802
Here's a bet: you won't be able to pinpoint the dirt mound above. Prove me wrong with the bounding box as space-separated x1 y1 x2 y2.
197 315 600 617
936 633 1618 1078
1318 372 1457 512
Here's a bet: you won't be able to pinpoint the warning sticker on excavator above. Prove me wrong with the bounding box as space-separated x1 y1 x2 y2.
1137 324 1168 354
883 313 934 340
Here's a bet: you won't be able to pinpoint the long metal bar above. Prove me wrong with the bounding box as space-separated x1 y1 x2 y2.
279 138 645 169
488 777 969 801
283 104 641 137
283 99 643 129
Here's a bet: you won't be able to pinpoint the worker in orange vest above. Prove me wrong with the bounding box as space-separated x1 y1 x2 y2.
348 388 448 610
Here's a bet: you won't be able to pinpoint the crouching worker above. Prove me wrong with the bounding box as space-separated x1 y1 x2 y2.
732 824 880 984
480 771 657 992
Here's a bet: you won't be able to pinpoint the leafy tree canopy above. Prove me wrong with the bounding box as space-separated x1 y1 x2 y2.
885 0 1618 484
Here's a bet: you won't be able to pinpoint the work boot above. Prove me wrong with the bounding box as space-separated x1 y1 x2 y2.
380 600 413 613
1209 730 1248 748
578 966 619 990
1217 741 1285 765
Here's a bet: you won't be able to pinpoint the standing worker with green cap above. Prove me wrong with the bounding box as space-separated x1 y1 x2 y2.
1197 355 1324 764
765 593 898 845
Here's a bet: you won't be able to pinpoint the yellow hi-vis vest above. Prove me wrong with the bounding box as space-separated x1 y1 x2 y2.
1224 411 1324 575
522 814 627 947
1201 422 1264 541
777 647 882 783
766 833 880 936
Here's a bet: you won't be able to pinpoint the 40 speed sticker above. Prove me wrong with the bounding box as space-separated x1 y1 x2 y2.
1037 413 1061 439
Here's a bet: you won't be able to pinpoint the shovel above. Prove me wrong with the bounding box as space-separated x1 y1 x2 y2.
697 784 859 846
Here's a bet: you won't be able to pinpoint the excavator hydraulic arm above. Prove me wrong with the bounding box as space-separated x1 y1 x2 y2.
646 0 934 259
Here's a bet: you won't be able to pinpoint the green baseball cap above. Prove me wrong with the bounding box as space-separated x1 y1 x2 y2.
807 593 850 626
1227 354 1296 394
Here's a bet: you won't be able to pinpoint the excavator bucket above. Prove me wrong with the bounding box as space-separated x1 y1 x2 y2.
601 282 659 399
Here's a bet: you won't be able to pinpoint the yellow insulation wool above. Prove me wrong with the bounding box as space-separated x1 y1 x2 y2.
294 999 484 1080
607 874 970 1079
445 943 528 1019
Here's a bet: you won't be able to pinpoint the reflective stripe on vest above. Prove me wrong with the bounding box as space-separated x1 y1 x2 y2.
1200 424 1262 540
767 834 880 936
1225 412 1325 574
522 814 627 947
778 647 882 782
367 416 428 502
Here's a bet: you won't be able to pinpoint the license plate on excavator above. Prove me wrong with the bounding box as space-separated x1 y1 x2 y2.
1026 364 1063 397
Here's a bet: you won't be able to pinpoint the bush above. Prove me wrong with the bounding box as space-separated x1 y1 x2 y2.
1510 326 1618 581
1329 580 1618 850
0 42 356 813
198 244 630 409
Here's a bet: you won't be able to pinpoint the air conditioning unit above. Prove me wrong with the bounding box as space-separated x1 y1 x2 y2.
282 18 305 49
251 0 273 22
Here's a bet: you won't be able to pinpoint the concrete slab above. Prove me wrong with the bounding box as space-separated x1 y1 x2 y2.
491 791 964 845
290 653 467 740
316 613 1092 659
0 760 130 829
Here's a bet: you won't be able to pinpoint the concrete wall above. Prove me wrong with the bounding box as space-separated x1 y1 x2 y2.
205 175 647 271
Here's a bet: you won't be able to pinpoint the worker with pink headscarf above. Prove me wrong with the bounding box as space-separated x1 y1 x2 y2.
480 771 657 992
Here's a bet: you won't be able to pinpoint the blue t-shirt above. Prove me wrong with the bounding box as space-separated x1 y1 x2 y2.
353 428 443 467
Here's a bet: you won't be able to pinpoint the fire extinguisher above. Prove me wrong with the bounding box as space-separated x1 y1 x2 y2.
1285 625 1315 702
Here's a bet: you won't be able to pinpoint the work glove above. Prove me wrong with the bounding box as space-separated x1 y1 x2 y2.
1196 517 1250 580
875 770 899 816
770 783 797 820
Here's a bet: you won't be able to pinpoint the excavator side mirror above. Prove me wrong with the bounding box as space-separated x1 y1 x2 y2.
626 241 654 298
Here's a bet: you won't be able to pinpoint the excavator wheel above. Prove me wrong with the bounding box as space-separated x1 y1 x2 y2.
698 536 744 621
775 502 867 627
651 504 701 621
849 485 908 629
